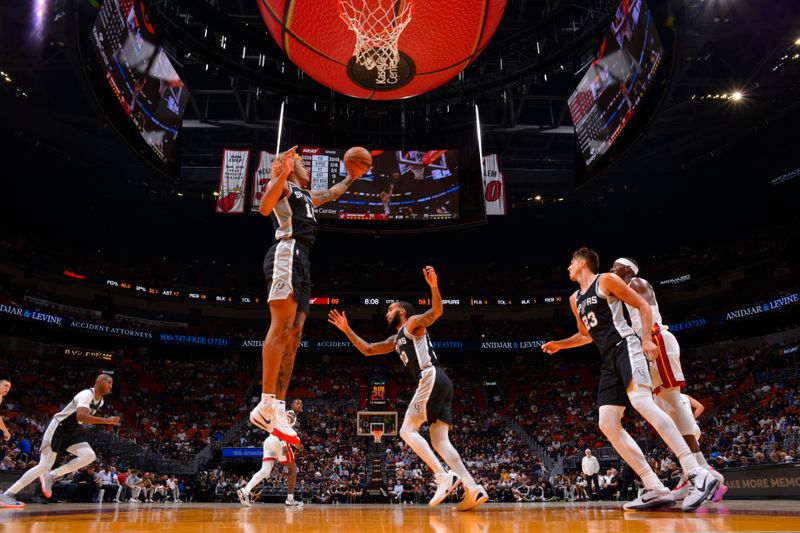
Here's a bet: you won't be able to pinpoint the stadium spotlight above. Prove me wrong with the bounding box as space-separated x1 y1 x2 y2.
795 37 800 46
731 91 743 101
534 194 542 201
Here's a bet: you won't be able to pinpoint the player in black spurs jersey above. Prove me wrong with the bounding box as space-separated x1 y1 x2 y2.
249 147 359 445
0 374 119 509
328 266 487 511
542 248 718 512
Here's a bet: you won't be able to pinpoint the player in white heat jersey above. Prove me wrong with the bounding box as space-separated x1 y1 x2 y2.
611 258 726 502
238 399 304 507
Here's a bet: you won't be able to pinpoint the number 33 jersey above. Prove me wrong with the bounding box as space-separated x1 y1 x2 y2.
574 274 635 355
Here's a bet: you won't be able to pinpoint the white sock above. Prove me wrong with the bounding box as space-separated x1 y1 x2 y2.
261 393 276 404
694 452 710 469
429 422 477 490
598 405 663 490
286 494 294 501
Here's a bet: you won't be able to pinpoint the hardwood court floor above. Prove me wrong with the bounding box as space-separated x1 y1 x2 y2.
3 501 800 532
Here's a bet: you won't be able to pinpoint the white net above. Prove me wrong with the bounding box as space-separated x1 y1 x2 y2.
338 0 415 72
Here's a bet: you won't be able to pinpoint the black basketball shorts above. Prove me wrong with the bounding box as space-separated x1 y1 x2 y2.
43 425 89 456
597 335 652 407
407 366 453 426
263 238 311 315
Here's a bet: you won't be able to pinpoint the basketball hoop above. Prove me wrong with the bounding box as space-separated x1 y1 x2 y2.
338 0 415 72
371 427 384 444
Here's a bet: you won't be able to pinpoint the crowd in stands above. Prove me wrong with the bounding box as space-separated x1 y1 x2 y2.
1 333 798 505
0 350 254 462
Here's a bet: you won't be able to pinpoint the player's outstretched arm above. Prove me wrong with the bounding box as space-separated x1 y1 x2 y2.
310 174 358 206
541 293 593 355
259 147 296 216
601 273 658 361
406 266 442 335
76 407 120 425
328 309 396 356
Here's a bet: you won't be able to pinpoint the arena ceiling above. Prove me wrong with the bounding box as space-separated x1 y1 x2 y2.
0 0 798 200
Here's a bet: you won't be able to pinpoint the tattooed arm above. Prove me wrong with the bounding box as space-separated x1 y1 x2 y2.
405 266 442 337
310 175 358 207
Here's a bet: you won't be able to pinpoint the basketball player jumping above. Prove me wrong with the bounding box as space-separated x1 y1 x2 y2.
328 266 488 511
610 257 726 501
239 399 304 508
542 248 718 511
250 147 359 444
0 379 11 442
0 374 119 509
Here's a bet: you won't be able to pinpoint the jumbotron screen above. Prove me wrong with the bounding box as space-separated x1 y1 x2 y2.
90 0 189 165
568 0 663 168
302 147 460 221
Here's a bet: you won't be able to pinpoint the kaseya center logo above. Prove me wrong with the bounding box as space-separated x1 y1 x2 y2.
347 50 415 91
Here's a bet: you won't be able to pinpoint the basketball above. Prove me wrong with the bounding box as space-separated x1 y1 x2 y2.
256 0 508 100
343 146 372 178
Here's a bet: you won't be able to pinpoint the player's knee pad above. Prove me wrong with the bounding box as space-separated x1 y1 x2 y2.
628 387 678 433
69 443 96 462
627 385 656 412
400 415 424 438
597 405 625 436
399 423 417 442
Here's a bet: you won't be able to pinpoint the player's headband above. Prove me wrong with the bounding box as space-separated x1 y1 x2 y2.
614 258 639 275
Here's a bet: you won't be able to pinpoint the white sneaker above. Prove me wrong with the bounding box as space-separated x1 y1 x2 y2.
709 468 725 485
671 480 689 501
429 471 461 507
237 488 251 507
456 485 489 512
285 498 303 507
271 406 300 445
0 492 25 509
249 400 275 432
682 469 719 512
623 486 675 510
39 472 54 499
